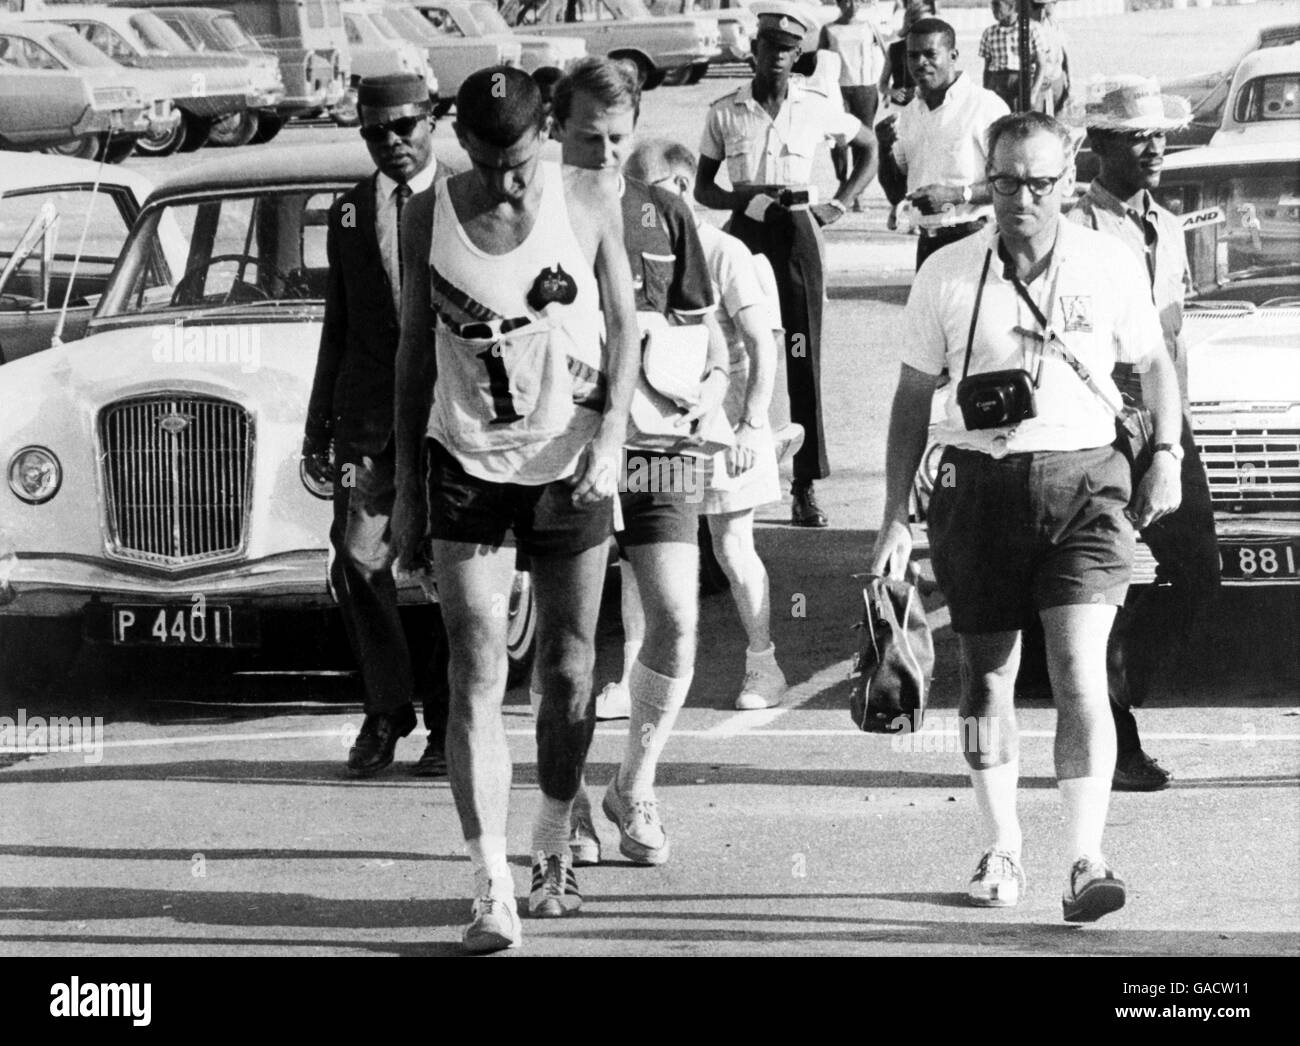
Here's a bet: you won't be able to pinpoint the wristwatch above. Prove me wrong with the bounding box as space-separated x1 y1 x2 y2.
737 416 766 431
1153 441 1184 462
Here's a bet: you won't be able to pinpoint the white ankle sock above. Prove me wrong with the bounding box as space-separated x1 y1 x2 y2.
620 659 691 800
970 760 1022 857
746 642 776 661
1059 776 1111 863
467 835 512 899
530 794 572 857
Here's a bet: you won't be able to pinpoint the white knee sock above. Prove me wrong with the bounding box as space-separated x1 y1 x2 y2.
467 835 512 899
620 659 691 800
1059 776 1111 864
970 759 1022 857
530 794 572 858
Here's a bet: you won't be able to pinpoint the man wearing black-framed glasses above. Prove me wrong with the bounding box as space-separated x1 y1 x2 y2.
870 111 1184 922
304 74 455 780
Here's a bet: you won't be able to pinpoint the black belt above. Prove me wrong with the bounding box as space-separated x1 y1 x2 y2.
438 313 532 340
920 217 987 238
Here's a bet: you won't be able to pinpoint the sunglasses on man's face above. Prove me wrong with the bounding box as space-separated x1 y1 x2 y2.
360 115 424 143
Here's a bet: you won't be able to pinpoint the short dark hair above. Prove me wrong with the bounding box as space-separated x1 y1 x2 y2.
552 56 641 127
455 66 543 147
907 17 956 49
985 110 1074 166
531 65 564 105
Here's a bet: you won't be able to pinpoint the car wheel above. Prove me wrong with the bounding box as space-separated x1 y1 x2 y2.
248 113 284 144
643 66 666 91
505 568 536 689
0 619 82 707
45 135 100 161
134 114 187 157
686 62 709 85
660 66 690 87
206 110 260 148
177 113 213 152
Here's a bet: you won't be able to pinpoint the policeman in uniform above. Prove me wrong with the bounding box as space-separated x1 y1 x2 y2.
695 0 878 527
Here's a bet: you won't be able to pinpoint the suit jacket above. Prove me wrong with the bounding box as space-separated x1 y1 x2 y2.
305 163 452 460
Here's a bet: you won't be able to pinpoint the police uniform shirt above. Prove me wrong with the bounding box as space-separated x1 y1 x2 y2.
376 158 437 312
901 221 1164 455
620 176 717 319
699 79 862 188
893 72 1009 223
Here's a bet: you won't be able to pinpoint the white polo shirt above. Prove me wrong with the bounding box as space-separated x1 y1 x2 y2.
893 72 1009 223
900 221 1164 455
700 80 862 188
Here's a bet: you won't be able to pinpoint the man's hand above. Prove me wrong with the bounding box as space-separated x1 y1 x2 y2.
869 518 914 581
390 479 426 572
301 437 333 490
569 438 620 506
725 421 760 477
811 202 844 227
1130 452 1182 531
681 368 729 426
907 183 961 216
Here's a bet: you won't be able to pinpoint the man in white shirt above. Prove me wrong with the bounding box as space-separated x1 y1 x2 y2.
893 17 1009 269
870 111 1183 922
304 74 453 781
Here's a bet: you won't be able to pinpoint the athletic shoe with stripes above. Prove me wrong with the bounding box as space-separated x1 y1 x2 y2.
529 851 582 917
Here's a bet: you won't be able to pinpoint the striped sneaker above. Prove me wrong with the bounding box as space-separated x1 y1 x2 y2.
968 849 1025 908
528 852 582 918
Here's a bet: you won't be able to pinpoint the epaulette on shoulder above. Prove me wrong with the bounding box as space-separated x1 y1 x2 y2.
711 87 743 106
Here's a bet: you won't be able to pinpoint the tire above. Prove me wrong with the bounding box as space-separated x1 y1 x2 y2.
177 113 213 153
0 618 83 707
505 568 536 689
660 66 690 87
686 62 709 85
643 66 666 91
134 113 187 157
45 135 100 161
248 113 284 144
100 135 137 164
206 110 260 148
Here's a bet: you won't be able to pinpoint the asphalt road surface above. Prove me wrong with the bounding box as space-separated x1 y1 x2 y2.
1 1 1297 958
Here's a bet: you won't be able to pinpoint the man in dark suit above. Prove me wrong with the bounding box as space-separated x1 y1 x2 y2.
303 73 452 778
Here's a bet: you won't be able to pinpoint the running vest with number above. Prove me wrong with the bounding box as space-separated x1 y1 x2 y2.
426 163 606 485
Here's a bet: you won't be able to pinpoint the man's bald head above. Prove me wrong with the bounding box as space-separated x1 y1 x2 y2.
626 138 697 188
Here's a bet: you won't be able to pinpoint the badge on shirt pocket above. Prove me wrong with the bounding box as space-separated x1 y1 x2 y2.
1059 295 1094 333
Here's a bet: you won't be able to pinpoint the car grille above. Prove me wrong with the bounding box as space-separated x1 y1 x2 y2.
1195 427 1300 509
100 396 253 567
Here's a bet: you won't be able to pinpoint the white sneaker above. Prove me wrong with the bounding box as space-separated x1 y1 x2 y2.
968 849 1025 908
735 647 787 710
569 787 602 866
772 423 805 467
595 681 631 721
462 893 522 953
1062 856 1126 923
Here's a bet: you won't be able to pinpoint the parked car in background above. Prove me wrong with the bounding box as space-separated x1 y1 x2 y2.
143 6 295 146
341 0 435 102
405 1 582 78
0 154 155 365
0 17 162 161
498 0 719 89
1164 21 1300 114
387 1 520 113
1210 46 1300 148
0 142 537 696
105 0 353 134
649 0 754 79
25 5 259 154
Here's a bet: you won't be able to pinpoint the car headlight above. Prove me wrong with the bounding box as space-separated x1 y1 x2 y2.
299 458 333 500
8 446 62 504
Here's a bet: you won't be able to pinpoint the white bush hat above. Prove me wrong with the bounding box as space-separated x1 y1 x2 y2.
1065 74 1192 132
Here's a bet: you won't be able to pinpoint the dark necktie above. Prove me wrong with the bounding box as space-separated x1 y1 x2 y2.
395 182 412 292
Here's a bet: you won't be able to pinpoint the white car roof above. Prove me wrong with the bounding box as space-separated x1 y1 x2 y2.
0 154 157 201
1161 139 1300 172
1233 43 1300 81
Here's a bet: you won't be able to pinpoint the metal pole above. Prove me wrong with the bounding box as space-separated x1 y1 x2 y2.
1017 0 1032 112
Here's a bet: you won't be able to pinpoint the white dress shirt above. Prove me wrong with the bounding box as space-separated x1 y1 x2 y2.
375 158 437 312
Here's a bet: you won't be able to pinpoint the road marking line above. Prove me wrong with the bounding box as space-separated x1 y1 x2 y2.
702 661 851 737
5 728 1298 755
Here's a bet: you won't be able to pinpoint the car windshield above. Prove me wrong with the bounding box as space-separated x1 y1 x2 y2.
99 189 346 319
386 6 437 40
1155 160 1300 301
213 15 259 51
370 11 401 40
465 2 513 34
44 28 119 68
129 12 194 53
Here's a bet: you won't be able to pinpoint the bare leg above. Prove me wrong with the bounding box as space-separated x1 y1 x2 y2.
1043 603 1118 782
957 630 1023 861
708 508 771 652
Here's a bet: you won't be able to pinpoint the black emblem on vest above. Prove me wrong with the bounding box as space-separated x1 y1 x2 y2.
527 264 578 312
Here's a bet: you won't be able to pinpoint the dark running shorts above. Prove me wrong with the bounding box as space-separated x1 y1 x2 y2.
927 445 1135 634
615 450 703 551
424 439 611 558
